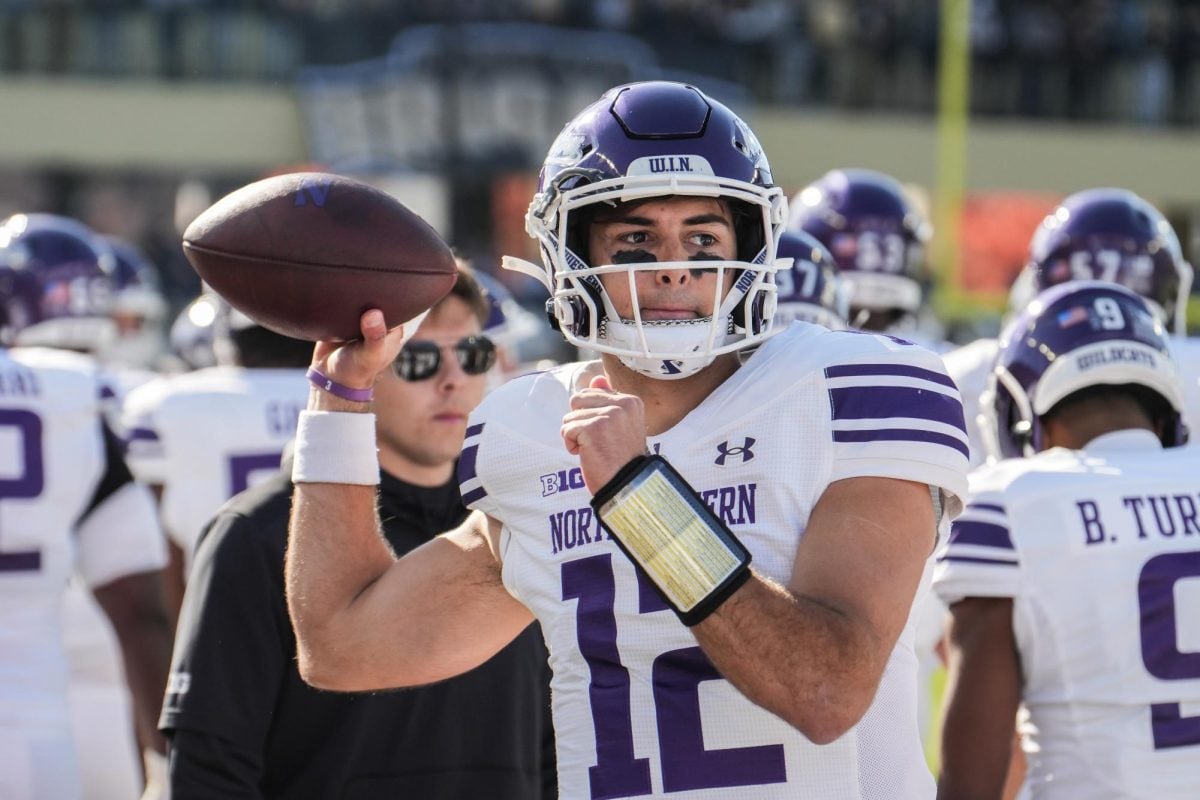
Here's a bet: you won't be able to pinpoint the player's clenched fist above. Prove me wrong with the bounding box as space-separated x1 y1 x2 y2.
561 375 647 494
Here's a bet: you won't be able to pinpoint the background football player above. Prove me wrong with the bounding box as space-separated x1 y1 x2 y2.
787 167 943 347
0 212 172 800
122 301 311 617
944 187 1195 468
935 280 1198 798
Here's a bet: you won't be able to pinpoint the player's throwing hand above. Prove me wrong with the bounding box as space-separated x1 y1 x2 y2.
309 309 414 403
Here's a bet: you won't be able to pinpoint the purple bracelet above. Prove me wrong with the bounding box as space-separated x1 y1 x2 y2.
306 366 374 403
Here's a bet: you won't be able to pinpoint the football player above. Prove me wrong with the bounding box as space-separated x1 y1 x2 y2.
167 293 222 372
787 167 942 346
122 302 312 616
934 281 1199 798
772 229 848 330
473 267 550 385
97 235 169 375
944 187 1195 468
0 213 171 800
286 81 969 798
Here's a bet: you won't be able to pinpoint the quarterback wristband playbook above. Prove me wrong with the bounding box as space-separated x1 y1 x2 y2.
591 455 751 626
291 410 379 485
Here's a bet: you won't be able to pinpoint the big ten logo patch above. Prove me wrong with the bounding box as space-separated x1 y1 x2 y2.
541 467 585 497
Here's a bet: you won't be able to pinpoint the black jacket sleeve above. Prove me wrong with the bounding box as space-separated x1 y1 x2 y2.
161 485 292 797
168 729 266 800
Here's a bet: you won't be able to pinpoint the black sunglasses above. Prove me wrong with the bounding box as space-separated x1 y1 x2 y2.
393 335 497 382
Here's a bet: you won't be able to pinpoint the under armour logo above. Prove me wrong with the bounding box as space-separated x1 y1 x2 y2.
715 437 756 466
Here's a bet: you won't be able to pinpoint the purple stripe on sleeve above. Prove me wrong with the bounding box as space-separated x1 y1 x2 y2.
465 422 485 438
832 427 970 458
968 502 1005 514
456 445 479 486
948 520 1014 550
126 427 160 443
825 363 957 389
829 385 966 432
936 554 1019 566
461 486 488 506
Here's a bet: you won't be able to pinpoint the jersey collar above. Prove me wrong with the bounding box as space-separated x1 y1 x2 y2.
1083 428 1162 454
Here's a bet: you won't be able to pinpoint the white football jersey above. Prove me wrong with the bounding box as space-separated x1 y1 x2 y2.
942 337 1000 469
934 430 1200 798
0 347 164 800
460 323 969 799
122 366 309 562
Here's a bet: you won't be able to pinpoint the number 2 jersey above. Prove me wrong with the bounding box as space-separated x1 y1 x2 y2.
121 366 309 564
459 322 969 799
0 347 164 798
933 430 1200 798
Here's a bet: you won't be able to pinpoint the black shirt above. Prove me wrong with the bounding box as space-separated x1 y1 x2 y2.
162 470 556 799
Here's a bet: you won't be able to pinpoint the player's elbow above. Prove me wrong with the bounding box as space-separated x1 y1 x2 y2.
295 646 349 691
771 696 868 745
293 630 371 692
774 671 879 745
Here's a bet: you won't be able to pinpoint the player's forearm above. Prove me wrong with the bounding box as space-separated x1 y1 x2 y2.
96 572 173 754
937 597 1022 800
286 481 396 687
692 571 887 744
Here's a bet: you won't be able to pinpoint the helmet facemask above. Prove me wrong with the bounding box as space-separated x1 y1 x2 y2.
512 172 785 380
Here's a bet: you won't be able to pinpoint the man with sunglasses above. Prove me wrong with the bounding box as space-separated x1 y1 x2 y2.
287 82 968 798
161 267 556 799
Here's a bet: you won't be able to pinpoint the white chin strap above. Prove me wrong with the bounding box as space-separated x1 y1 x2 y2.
601 316 723 380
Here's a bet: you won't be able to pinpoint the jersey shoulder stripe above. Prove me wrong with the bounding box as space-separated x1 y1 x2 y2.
940 498 1017 566
457 422 487 507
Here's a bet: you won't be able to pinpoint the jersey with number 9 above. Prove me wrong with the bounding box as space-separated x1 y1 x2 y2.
935 442 1200 797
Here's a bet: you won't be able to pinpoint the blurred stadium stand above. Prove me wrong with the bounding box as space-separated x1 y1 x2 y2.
0 0 1197 332
0 1 1197 125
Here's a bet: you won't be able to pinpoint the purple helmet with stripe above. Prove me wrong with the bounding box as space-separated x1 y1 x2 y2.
984 280 1186 460
773 230 848 330
505 81 787 380
1022 188 1193 334
0 213 116 350
787 169 930 321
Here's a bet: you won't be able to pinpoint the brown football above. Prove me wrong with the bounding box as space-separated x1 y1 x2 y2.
182 172 456 341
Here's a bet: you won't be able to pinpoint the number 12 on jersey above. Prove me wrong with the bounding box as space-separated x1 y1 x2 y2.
562 554 786 799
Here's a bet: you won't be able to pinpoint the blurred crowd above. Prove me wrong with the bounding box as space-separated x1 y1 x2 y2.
1 0 1198 125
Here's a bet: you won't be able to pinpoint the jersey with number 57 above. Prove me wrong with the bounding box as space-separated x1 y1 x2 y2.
121 366 309 564
934 436 1200 797
459 322 968 799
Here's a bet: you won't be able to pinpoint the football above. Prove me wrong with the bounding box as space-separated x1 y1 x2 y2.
182 172 456 341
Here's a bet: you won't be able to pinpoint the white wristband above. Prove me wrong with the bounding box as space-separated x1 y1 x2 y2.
291 410 379 485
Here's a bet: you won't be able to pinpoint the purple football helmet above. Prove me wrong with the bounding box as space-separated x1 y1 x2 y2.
983 280 1186 460
1021 188 1192 334
787 169 930 322
169 293 222 370
773 230 848 330
99 236 169 368
103 236 167 322
0 213 117 350
503 81 786 380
